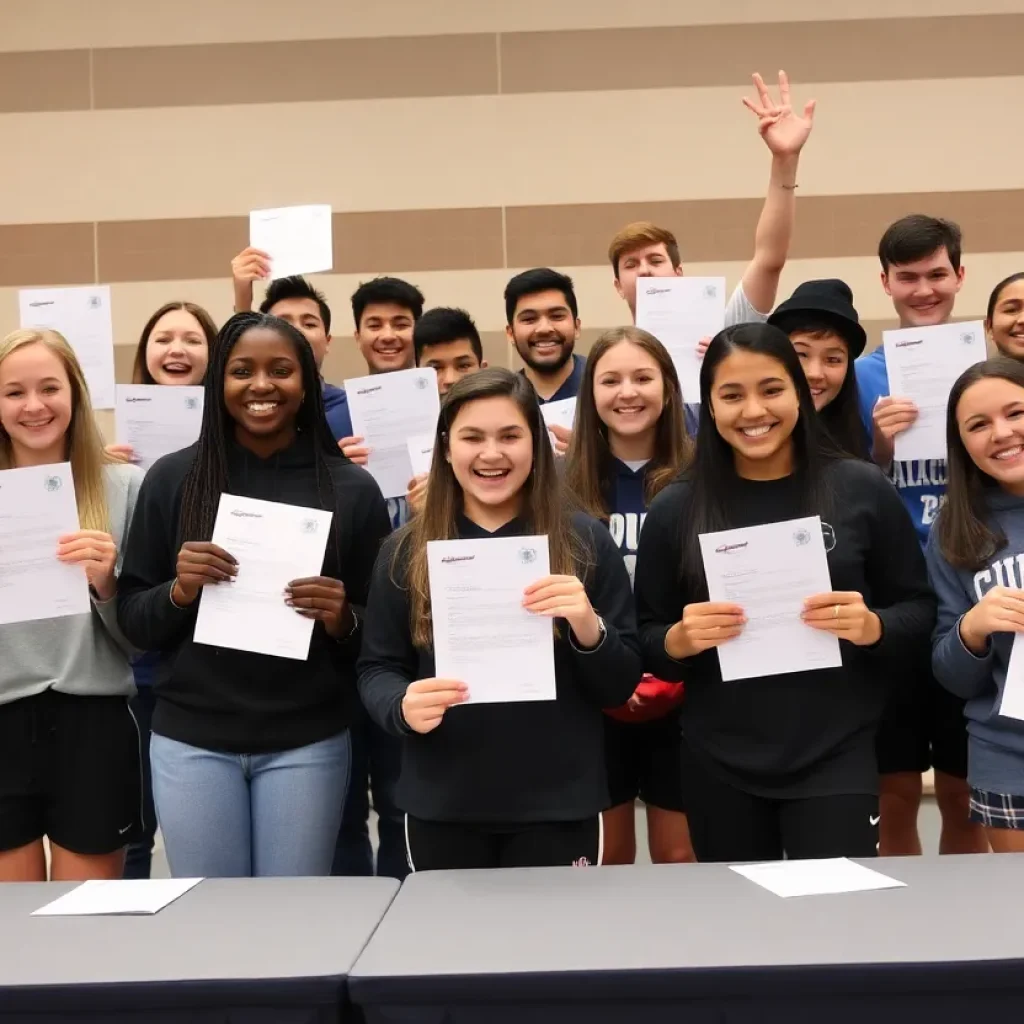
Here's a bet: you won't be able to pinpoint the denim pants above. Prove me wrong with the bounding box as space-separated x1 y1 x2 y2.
331 701 408 880
150 730 350 878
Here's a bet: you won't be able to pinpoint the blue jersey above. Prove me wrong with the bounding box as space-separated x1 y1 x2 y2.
855 347 946 546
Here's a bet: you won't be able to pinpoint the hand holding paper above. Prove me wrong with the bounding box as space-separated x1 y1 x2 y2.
801 591 882 646
249 205 333 280
665 601 747 659
401 677 470 734
171 542 238 607
285 576 351 639
522 574 602 649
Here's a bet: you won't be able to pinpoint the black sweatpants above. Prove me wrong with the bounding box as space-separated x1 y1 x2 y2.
405 815 602 871
684 755 878 863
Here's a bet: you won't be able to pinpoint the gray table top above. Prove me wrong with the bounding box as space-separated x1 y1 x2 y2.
350 855 1024 982
0 876 399 988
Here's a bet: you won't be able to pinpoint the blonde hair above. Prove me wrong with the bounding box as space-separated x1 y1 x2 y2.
0 329 114 532
608 221 681 276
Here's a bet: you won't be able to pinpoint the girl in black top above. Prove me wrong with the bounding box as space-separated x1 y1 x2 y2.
563 326 694 866
357 368 642 871
118 313 390 878
634 323 935 863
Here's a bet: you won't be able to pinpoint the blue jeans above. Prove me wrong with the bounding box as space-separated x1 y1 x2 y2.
150 731 350 878
332 702 408 880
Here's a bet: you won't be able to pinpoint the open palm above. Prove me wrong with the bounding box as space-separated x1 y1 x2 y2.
743 70 815 157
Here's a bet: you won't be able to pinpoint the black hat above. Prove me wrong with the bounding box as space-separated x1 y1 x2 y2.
768 279 867 359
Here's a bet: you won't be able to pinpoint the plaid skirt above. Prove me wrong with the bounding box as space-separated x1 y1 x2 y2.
969 788 1024 830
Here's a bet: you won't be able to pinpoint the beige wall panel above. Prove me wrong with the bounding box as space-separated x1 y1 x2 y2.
0 49 89 111
5 1 1024 51
0 223 95 287
499 16 1024 94
3 76 1024 226
92 35 498 110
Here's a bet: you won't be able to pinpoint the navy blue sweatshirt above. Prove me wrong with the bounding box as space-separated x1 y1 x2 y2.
117 435 390 753
357 511 643 822
927 489 1024 796
604 458 649 586
635 458 936 798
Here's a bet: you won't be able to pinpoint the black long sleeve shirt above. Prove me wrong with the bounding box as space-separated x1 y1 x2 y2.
117 436 391 754
357 511 643 823
634 458 936 798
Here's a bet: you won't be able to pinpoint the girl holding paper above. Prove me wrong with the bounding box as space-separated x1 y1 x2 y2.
357 368 642 871
927 358 1024 852
0 328 143 882
117 312 390 878
563 327 695 865
634 323 934 863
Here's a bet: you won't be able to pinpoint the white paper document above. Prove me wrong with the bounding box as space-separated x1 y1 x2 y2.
998 633 1024 721
635 277 725 406
540 397 577 446
249 204 333 279
699 516 841 682
428 535 557 704
19 285 117 409
346 368 440 498
115 385 204 473
883 320 987 463
32 878 203 917
731 858 906 899
0 462 90 626
193 495 332 660
406 433 436 478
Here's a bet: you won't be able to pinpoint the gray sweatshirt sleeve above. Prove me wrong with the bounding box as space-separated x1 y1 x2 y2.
96 463 145 658
926 531 994 700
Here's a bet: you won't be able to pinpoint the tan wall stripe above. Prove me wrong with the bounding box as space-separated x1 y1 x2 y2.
2 190 1019 290
1 14 1022 113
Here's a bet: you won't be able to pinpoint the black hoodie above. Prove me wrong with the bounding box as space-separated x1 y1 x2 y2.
357 511 642 822
117 436 390 753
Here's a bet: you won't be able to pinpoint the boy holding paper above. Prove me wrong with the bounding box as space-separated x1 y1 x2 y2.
854 214 987 857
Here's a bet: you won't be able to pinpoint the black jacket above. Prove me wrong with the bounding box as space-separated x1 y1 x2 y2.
117 435 390 753
357 511 642 822
635 458 936 798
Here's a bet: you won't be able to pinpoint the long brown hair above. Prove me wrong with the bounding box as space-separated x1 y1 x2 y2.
131 301 218 385
0 329 114 531
564 327 692 519
936 357 1024 569
394 367 588 648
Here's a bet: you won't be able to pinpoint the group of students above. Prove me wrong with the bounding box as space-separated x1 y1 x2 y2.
4 70 1024 882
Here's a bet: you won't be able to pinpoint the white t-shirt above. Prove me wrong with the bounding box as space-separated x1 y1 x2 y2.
724 282 769 328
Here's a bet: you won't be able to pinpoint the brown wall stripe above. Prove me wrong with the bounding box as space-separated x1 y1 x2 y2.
1 190 1019 289
0 14 1021 114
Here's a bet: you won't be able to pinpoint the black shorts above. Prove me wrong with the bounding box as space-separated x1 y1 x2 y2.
0 689 144 855
604 712 686 812
404 815 602 871
875 650 968 779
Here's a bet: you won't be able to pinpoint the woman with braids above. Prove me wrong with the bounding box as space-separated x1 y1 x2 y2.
357 368 641 871
562 326 695 866
117 312 390 878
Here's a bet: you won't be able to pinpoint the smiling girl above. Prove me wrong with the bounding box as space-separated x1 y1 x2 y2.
927 358 1024 852
768 279 869 458
117 313 390 878
634 323 934 862
0 329 143 882
985 274 1024 362
358 368 642 871
563 327 694 865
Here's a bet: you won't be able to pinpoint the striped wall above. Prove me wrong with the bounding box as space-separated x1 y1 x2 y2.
2 0 1024 437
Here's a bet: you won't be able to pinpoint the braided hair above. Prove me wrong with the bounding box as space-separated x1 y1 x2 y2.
178 312 345 549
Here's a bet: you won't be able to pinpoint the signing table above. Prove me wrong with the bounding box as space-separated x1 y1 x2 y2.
0 876 398 1023
349 855 1024 1023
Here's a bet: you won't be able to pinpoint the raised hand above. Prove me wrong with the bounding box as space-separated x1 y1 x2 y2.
743 70 816 157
